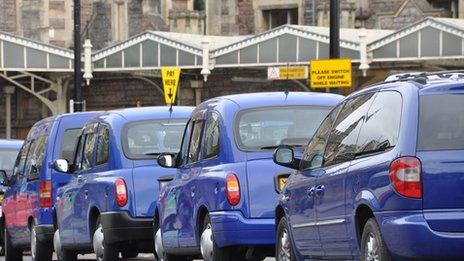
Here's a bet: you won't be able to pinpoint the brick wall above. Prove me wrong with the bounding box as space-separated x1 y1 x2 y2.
0 0 16 32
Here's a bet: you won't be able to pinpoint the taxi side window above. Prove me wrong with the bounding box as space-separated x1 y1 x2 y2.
13 140 32 178
323 93 376 167
203 112 220 160
25 135 48 180
177 121 193 166
81 132 97 170
74 134 86 171
187 120 204 164
300 104 343 171
96 125 110 166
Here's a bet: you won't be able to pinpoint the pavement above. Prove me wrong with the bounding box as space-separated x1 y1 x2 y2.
0 254 276 260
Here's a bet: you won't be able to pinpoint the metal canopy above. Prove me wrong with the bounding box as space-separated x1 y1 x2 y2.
368 17 464 61
0 32 74 72
211 25 362 67
92 31 203 71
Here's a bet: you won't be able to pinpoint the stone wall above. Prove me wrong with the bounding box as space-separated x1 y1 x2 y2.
0 0 17 33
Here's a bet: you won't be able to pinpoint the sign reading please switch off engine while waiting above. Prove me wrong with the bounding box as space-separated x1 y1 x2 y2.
310 59 352 88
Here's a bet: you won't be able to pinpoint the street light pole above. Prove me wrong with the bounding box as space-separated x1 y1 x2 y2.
73 0 82 112
329 0 340 59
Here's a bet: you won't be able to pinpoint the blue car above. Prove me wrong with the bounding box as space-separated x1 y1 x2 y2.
155 92 343 260
0 139 23 255
52 106 193 261
273 72 464 261
0 112 99 261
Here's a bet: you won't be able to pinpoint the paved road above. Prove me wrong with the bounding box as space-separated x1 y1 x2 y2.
0 254 276 260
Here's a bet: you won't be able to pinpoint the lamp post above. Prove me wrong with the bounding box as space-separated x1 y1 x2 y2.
73 0 83 112
329 0 340 59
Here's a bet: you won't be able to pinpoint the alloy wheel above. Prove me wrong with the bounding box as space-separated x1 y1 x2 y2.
278 228 291 261
366 232 379 261
200 223 214 261
93 224 105 261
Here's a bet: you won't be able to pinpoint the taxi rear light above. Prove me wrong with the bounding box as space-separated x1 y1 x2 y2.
226 173 240 206
39 180 52 208
115 178 128 207
389 157 422 199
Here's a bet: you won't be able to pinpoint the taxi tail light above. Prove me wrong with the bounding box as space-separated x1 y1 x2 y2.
389 157 422 199
39 180 52 208
226 173 240 206
115 178 128 207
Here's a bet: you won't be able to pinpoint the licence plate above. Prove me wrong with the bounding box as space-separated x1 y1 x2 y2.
0 194 4 204
275 173 290 193
278 177 288 191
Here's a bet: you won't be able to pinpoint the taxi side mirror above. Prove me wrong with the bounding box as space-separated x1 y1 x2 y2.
273 146 300 170
0 170 8 186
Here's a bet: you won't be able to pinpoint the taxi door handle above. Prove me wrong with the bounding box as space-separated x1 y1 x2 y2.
315 185 325 197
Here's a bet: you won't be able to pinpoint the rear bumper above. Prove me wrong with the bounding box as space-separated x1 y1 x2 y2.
35 224 54 242
210 211 275 247
377 210 464 260
100 211 153 245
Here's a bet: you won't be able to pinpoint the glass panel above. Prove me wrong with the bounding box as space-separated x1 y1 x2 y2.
298 38 317 61
279 34 297 62
13 141 31 177
142 40 158 67
26 48 47 68
160 44 177 66
25 136 48 179
418 94 464 150
443 32 462 56
0 149 20 174
373 41 397 59
179 121 193 166
319 43 329 59
49 54 69 68
400 32 418 57
4 42 24 68
356 91 402 156
124 119 189 159
106 52 122 68
187 121 204 164
124 45 140 67
82 133 97 170
421 27 440 57
203 112 220 159
216 51 238 65
60 128 81 163
241 45 258 64
300 104 343 170
236 106 332 151
96 125 110 165
323 93 376 167
259 39 277 63
178 50 195 66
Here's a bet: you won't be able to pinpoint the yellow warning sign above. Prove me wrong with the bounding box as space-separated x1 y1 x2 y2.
161 67 181 104
310 59 352 88
268 66 308 80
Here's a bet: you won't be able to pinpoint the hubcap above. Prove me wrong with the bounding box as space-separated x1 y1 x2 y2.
154 228 166 261
53 230 62 259
366 233 379 261
200 223 214 261
31 226 37 259
93 224 105 261
278 228 291 261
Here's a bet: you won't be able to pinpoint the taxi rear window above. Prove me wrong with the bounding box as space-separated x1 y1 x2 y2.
418 94 464 150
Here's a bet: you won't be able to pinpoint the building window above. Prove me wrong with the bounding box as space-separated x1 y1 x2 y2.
194 0 205 11
263 8 298 29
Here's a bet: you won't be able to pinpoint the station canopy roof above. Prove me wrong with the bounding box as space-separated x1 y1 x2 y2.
0 17 463 73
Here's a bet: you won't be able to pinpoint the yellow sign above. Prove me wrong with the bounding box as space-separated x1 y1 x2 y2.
310 59 352 88
268 66 308 80
161 67 181 104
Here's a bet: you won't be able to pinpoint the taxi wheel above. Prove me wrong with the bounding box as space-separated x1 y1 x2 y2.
93 217 119 261
276 217 296 261
30 222 53 261
200 214 232 261
360 218 391 261
5 227 22 261
54 229 77 261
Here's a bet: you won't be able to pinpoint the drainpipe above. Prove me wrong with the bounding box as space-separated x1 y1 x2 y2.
358 28 370 77
4 86 15 139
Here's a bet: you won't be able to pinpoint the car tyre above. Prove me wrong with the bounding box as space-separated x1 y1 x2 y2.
30 222 53 261
54 229 77 261
121 249 138 259
5 227 22 261
93 217 119 261
200 214 232 261
361 218 391 261
153 222 187 261
276 217 296 261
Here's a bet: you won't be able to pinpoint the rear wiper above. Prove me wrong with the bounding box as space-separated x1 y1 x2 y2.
355 143 393 157
259 146 279 150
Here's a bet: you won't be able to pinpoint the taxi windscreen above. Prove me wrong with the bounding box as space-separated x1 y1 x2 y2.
236 106 332 151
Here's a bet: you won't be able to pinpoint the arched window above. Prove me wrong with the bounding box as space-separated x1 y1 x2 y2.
194 0 205 11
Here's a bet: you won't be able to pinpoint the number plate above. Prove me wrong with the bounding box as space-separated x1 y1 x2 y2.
278 176 288 191
0 194 4 204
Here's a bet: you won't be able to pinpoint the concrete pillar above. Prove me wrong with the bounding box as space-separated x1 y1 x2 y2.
190 80 204 106
3 86 15 139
